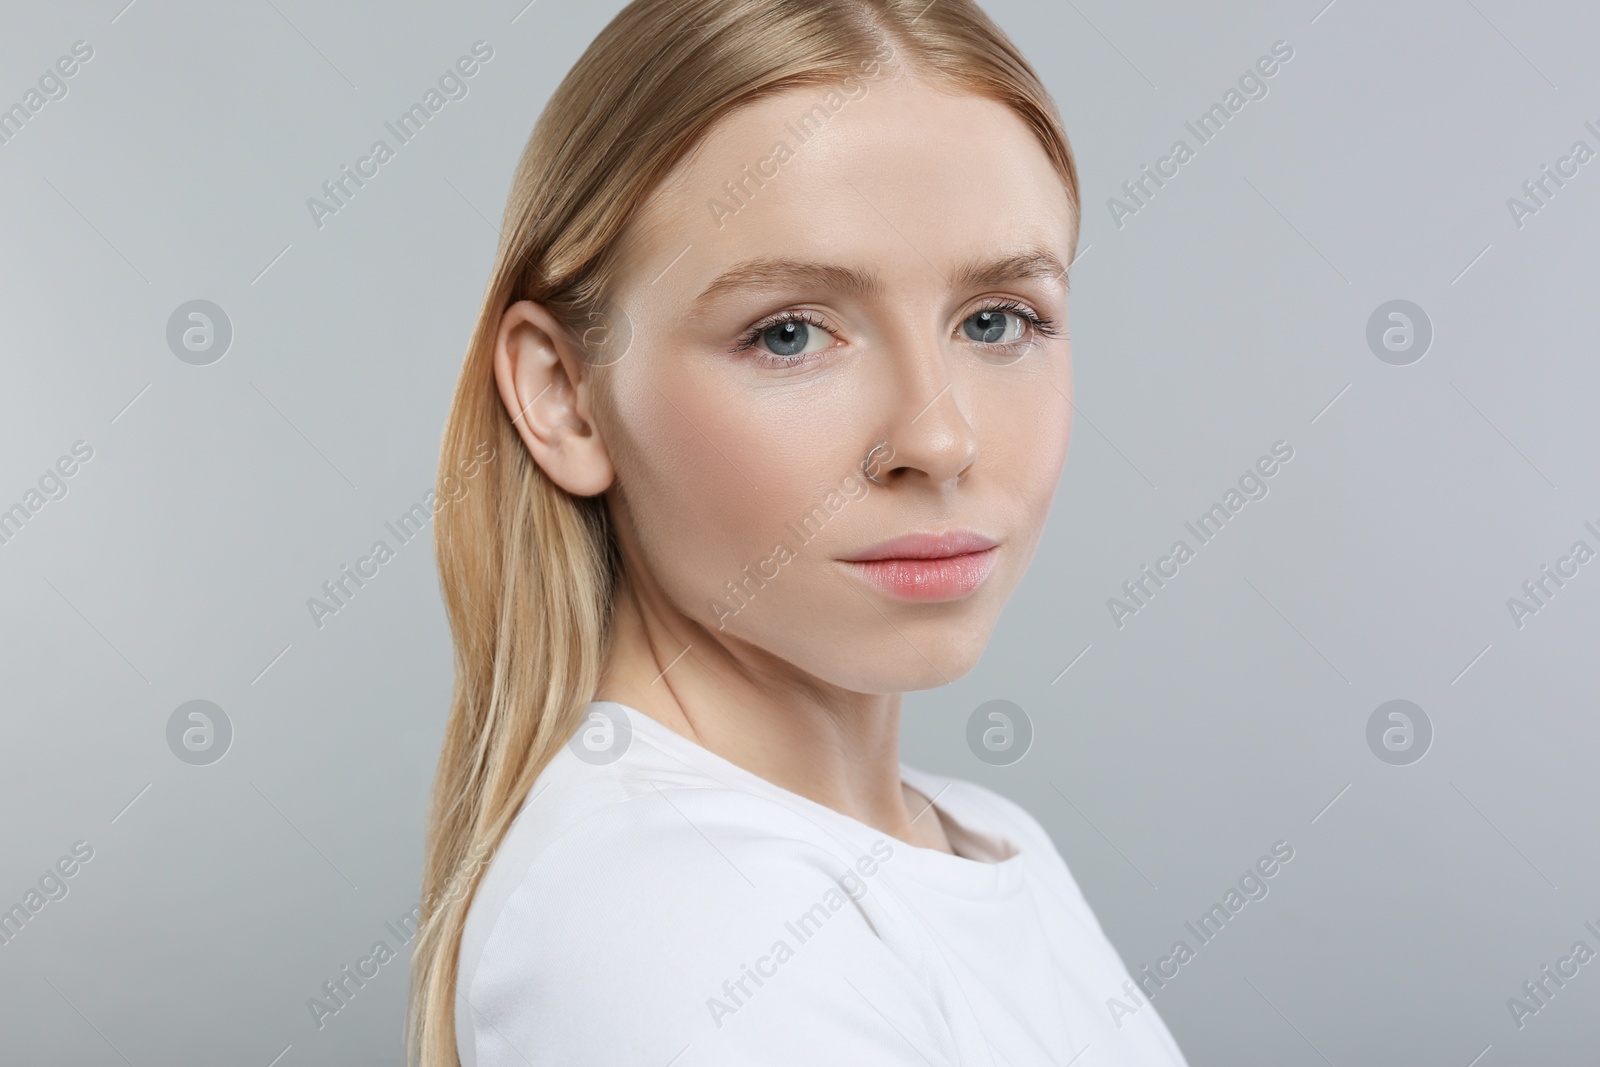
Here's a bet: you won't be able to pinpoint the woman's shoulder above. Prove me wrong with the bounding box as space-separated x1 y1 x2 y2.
455 744 924 1065
471 723 880 908
459 731 894 979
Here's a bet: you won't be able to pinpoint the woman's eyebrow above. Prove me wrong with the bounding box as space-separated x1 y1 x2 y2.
949 248 1069 292
691 260 881 312
688 248 1069 313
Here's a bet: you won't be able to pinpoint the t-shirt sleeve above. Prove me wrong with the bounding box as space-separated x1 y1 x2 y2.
459 789 966 1067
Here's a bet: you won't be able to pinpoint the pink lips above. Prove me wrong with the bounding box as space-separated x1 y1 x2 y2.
839 530 1000 601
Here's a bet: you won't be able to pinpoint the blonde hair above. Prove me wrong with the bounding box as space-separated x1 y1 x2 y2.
409 0 1079 1061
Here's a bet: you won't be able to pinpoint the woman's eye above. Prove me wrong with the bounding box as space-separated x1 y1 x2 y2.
754 319 834 359
962 309 1028 345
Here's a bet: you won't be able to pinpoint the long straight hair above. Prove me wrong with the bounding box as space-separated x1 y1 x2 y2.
409 0 1079 1061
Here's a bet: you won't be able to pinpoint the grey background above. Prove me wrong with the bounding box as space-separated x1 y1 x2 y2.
1 0 1595 1063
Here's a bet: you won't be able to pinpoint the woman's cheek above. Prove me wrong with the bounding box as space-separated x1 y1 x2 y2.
987 377 1070 526
652 402 806 574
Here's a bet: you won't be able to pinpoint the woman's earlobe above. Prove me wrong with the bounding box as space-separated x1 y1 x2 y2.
493 300 616 497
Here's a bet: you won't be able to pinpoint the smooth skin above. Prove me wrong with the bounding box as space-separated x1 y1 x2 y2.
494 69 1076 855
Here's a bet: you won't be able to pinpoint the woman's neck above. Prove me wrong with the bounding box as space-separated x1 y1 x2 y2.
595 573 956 854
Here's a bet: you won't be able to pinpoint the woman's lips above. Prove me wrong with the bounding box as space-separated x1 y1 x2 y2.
838 531 1001 601
841 547 1000 600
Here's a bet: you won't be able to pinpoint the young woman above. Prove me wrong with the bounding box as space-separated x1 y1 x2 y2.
409 0 1189 1063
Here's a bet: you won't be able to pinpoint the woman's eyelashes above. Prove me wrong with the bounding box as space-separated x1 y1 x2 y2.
962 301 1061 347
733 310 837 364
731 300 1061 367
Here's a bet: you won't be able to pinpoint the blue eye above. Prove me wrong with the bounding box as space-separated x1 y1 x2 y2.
761 320 823 357
963 308 1026 344
736 311 837 363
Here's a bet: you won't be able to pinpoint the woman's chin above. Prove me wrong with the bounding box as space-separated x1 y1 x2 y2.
796 626 995 695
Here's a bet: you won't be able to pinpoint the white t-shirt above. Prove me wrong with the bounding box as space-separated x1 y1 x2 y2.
455 700 1189 1066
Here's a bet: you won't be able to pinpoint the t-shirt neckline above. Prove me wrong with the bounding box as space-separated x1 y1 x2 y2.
593 699 1029 900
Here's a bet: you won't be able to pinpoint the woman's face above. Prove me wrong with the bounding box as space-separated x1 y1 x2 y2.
592 71 1076 694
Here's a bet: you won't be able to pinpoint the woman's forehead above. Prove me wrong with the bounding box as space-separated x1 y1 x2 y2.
615 74 1076 297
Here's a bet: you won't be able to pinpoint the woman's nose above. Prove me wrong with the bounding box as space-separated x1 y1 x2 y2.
869 342 980 489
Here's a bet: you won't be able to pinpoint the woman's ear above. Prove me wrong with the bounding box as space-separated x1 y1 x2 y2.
493 300 615 496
